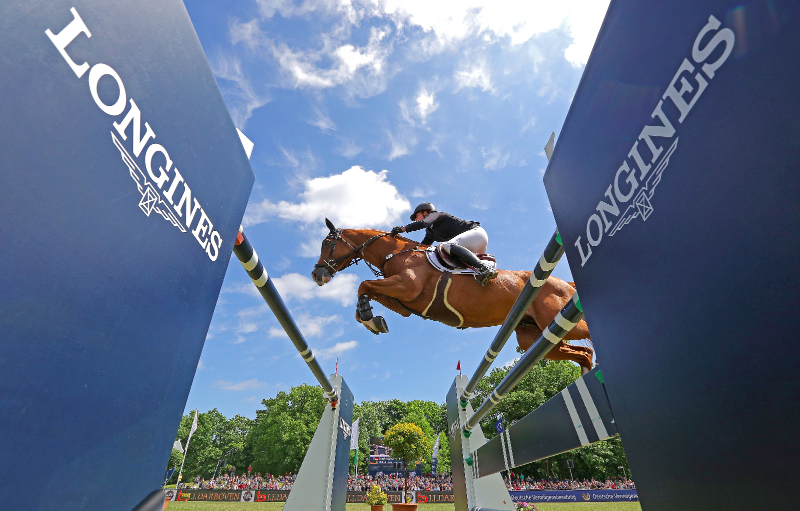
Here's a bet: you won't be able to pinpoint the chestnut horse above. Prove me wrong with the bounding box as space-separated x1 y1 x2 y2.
311 220 593 373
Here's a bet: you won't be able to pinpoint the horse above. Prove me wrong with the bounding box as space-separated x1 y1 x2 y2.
311 219 594 373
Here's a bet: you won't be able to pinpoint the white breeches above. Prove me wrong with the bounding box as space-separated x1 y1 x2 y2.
442 226 489 255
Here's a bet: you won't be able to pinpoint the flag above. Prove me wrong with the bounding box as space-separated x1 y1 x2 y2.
494 417 504 435
187 409 198 442
173 440 183 453
336 358 339 374
431 435 440 474
456 360 461 371
350 419 359 450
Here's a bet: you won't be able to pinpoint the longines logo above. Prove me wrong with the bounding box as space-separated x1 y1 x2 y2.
574 14 735 267
45 8 223 262
339 417 352 439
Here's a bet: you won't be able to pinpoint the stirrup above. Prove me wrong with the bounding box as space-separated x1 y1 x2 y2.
474 267 498 286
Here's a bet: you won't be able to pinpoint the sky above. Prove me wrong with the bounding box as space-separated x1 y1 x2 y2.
182 0 611 419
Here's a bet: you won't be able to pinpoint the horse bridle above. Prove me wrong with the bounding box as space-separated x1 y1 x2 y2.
315 229 390 278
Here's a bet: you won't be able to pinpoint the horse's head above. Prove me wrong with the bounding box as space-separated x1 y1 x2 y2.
311 218 359 286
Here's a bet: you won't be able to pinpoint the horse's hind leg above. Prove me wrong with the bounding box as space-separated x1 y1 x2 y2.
515 319 593 374
545 341 594 375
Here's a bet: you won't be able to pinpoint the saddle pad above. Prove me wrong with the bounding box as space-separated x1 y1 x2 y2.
425 247 497 274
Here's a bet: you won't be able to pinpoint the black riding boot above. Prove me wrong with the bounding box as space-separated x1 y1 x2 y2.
447 244 498 286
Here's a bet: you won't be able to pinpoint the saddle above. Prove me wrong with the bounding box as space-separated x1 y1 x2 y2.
425 245 497 275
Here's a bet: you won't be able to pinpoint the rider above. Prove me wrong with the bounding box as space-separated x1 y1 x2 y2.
391 202 498 286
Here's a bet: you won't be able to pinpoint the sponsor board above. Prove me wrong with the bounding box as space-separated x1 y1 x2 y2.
511 490 638 503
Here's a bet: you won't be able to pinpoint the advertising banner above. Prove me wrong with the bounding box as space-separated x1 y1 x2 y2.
164 489 635 503
542 1 800 509
511 490 638 503
0 1 254 510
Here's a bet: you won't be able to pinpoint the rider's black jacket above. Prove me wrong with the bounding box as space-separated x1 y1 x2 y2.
404 211 479 245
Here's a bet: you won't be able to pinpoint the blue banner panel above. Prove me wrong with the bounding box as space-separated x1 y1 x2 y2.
0 2 254 511
543 1 800 510
511 490 638 503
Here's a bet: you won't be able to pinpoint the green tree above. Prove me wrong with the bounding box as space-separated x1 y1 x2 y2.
247 383 326 475
384 423 431 501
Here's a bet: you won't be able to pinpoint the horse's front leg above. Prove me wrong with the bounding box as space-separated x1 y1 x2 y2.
355 275 423 335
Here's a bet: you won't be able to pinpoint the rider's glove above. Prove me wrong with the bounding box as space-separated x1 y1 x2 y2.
390 226 403 235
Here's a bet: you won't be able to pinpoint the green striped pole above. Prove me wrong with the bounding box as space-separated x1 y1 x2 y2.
463 293 583 434
459 230 565 406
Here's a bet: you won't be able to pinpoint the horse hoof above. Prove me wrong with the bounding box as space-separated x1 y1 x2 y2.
581 366 590 376
373 316 389 334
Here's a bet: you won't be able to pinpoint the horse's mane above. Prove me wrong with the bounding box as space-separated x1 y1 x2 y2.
343 228 426 247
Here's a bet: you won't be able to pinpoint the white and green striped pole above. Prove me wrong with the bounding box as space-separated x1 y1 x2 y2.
459 230 565 407
232 226 337 402
463 293 584 435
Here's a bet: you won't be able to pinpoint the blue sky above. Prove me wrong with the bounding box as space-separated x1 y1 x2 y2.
182 0 610 419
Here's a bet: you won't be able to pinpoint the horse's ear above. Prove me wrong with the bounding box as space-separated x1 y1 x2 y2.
325 218 336 233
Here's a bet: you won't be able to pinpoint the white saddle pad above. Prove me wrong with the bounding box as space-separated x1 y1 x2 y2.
424 247 497 275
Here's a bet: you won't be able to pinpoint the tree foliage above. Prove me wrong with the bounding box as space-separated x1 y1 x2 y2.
384 422 431 497
248 383 326 476
167 358 631 483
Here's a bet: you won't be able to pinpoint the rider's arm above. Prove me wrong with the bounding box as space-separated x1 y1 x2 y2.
404 211 442 232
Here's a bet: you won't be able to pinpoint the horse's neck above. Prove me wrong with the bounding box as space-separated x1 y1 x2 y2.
345 230 410 267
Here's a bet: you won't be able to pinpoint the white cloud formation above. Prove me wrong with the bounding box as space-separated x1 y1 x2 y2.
455 58 494 92
214 378 268 391
366 0 611 66
210 53 270 129
481 146 510 170
272 273 359 307
317 340 359 360
244 166 411 228
269 312 342 338
337 139 363 159
415 87 438 123
308 108 337 131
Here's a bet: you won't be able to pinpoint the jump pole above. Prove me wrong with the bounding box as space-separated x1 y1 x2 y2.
233 228 353 511
458 132 562 407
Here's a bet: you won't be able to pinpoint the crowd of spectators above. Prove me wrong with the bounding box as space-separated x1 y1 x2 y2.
348 473 453 492
177 471 634 492
504 474 635 491
179 472 296 490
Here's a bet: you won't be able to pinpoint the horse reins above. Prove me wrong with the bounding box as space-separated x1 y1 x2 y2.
315 229 391 278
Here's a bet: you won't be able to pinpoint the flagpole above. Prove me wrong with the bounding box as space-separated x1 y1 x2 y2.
175 409 198 489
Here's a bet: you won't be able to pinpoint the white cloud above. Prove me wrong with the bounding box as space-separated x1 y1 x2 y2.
210 52 270 129
269 312 342 338
385 128 417 160
455 58 494 92
243 166 411 228
214 378 268 391
273 273 358 307
269 27 391 96
415 87 438 123
317 340 358 360
481 146 510 170
337 139 363 159
364 0 611 66
197 360 206 370
308 108 337 131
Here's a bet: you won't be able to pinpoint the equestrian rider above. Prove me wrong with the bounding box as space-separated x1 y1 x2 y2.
391 203 498 286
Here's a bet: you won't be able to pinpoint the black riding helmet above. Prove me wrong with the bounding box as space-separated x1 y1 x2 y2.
410 202 436 221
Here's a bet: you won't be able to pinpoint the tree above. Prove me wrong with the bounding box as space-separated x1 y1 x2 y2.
247 383 327 475
384 423 431 501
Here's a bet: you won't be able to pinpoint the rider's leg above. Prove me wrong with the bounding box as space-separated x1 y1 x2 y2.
442 228 497 286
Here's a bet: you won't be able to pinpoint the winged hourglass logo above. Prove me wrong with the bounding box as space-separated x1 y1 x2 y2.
112 133 186 232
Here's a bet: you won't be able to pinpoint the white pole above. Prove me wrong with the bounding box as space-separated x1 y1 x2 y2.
175 410 198 488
